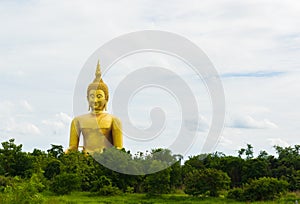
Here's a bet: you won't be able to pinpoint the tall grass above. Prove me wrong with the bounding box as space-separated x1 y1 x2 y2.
42 191 300 204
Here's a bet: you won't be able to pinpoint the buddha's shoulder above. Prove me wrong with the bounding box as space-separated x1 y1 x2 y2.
73 113 93 121
73 113 118 121
101 113 121 122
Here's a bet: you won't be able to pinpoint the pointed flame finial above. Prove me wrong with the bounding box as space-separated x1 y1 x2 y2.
87 59 110 107
96 59 101 78
93 59 102 83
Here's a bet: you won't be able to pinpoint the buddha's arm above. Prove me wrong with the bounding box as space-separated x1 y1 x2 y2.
112 117 123 149
67 118 81 152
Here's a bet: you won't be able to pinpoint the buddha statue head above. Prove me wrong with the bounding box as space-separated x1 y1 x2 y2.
87 60 109 113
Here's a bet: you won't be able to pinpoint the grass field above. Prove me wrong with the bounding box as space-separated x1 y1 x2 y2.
43 192 300 204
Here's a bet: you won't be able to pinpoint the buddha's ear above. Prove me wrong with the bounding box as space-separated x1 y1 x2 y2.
87 96 90 111
104 102 108 111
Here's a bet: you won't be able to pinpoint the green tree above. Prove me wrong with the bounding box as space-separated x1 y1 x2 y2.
219 156 244 187
170 159 182 190
184 168 230 197
91 175 121 196
272 145 300 190
47 144 64 159
43 159 61 180
243 177 289 201
242 158 271 183
0 139 33 178
144 160 171 195
0 175 45 204
50 172 81 195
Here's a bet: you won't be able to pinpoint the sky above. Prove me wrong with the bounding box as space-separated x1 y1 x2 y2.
0 0 299 158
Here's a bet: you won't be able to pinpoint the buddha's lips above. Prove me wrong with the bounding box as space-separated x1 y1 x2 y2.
91 102 103 109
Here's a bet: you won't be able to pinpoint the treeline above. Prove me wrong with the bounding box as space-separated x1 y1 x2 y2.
0 139 299 203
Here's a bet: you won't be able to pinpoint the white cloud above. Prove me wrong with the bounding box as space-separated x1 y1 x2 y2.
2 118 40 135
218 135 233 147
268 138 290 148
0 100 40 137
183 115 209 132
0 0 299 154
20 100 33 112
42 120 65 130
41 112 72 135
238 106 271 115
55 112 72 124
227 115 278 129
0 100 14 115
0 100 34 114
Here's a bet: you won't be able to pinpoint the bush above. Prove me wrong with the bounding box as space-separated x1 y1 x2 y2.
184 168 231 197
44 159 61 180
227 188 244 201
91 175 112 192
243 177 288 201
50 172 81 195
144 164 171 196
91 175 121 196
98 185 121 196
0 176 44 204
0 176 13 189
227 177 289 201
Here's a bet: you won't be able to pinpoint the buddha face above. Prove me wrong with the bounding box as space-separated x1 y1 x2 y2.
88 89 107 113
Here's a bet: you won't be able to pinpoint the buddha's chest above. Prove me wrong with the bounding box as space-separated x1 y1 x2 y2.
79 115 113 137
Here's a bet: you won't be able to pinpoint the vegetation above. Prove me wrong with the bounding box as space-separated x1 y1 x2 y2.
184 168 230 196
228 177 289 201
0 138 299 203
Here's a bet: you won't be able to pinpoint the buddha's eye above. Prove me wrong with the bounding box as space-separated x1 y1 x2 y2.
90 94 95 98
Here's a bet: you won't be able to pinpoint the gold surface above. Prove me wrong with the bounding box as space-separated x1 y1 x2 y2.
66 60 123 154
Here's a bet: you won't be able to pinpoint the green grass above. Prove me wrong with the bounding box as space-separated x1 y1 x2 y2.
43 192 300 204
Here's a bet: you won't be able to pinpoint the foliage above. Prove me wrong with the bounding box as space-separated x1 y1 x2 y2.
170 160 182 190
243 177 289 201
43 159 61 180
47 144 64 158
0 138 299 202
184 168 231 197
0 139 33 178
90 175 121 196
50 172 81 195
98 185 122 196
241 158 271 183
41 192 300 203
228 177 289 201
145 162 171 195
0 175 44 204
227 187 244 201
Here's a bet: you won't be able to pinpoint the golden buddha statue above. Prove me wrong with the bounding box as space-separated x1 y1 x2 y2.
67 60 123 154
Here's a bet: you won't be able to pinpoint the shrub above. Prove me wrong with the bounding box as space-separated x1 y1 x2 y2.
98 185 121 196
184 168 231 197
91 175 121 196
0 176 44 204
144 163 171 196
243 177 288 201
44 159 61 180
227 188 244 201
0 176 13 189
91 175 112 192
50 172 81 195
227 177 289 201
125 186 134 193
